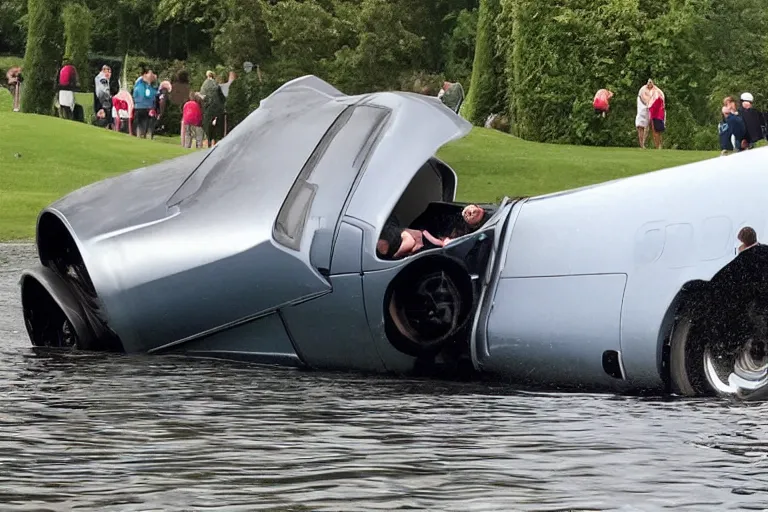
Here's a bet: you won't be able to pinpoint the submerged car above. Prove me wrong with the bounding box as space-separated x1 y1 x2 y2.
19 75 768 400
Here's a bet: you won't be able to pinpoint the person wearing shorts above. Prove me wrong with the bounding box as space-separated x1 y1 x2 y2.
649 87 666 149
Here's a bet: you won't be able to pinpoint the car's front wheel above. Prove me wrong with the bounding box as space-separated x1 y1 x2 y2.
670 301 768 399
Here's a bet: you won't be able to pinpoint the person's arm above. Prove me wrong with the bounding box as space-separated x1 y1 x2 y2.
393 231 416 259
423 230 447 247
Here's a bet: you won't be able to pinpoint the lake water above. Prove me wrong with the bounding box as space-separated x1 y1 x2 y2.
2 243 768 511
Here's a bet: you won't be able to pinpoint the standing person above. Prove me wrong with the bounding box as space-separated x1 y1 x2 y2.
182 92 204 149
737 93 764 150
6 67 22 112
133 68 158 139
593 88 614 117
94 65 113 129
635 79 656 148
200 71 226 147
648 85 666 149
153 80 172 138
57 61 78 120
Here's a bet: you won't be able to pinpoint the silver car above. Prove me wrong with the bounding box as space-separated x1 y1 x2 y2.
19 75 768 400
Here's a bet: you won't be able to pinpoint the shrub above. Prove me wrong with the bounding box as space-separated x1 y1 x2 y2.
20 0 63 114
62 3 93 92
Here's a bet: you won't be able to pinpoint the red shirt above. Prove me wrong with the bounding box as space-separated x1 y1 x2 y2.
183 100 203 126
649 96 665 120
593 89 611 110
59 65 77 87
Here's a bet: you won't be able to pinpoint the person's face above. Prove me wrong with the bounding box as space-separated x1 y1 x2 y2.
646 81 654 90
462 204 484 225
743 100 752 109
104 68 111 79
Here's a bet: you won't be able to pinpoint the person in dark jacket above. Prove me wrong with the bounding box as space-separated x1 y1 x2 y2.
719 105 746 155
738 92 766 149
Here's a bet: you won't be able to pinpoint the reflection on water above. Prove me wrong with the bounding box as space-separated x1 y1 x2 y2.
3 244 768 511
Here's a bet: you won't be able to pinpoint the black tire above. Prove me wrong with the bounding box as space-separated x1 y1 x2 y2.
384 256 474 358
669 311 712 397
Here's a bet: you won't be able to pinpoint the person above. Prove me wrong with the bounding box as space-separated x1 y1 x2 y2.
593 88 614 117
648 85 666 149
182 92 204 149
132 68 158 138
719 106 746 155
57 61 78 120
219 70 237 98
200 71 226 147
6 66 22 111
94 65 113 129
153 80 173 137
737 227 760 254
737 93 765 150
636 79 656 148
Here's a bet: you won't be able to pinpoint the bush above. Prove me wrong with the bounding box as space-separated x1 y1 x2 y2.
225 77 251 129
463 0 505 126
20 0 63 114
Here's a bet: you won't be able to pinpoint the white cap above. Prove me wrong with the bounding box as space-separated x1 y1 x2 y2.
741 92 754 102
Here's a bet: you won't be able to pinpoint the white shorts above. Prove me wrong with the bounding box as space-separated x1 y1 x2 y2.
635 96 650 128
58 90 75 109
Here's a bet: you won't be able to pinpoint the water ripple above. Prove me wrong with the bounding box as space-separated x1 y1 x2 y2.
3 244 768 511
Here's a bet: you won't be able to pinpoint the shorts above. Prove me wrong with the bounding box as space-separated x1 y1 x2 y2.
652 118 665 133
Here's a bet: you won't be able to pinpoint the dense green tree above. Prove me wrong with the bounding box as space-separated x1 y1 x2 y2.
20 0 63 114
61 3 93 91
463 0 504 125
442 8 477 88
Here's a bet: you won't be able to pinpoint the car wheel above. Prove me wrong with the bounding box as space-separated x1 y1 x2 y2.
670 301 768 398
384 256 474 358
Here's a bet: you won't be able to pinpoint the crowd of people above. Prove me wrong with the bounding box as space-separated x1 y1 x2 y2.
3 61 234 149
89 65 231 148
593 79 768 153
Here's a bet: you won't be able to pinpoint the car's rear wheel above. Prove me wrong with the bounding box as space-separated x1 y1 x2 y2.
670 301 768 398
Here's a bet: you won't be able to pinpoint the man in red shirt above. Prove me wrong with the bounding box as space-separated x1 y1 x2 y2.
648 86 665 149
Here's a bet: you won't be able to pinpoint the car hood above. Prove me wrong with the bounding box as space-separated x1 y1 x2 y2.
40 75 472 249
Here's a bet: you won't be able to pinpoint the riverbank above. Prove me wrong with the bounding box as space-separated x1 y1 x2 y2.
0 100 718 241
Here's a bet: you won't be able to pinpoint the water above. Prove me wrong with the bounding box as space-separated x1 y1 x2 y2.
2 243 768 511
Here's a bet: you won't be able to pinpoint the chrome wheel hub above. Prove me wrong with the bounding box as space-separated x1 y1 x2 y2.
704 339 768 397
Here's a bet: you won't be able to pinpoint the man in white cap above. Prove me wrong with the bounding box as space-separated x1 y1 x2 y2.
738 92 766 149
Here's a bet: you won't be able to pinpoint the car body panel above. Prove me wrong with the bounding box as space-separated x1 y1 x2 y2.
480 146 768 390
32 75 473 363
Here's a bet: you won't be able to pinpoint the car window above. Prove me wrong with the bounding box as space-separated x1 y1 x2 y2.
274 104 390 271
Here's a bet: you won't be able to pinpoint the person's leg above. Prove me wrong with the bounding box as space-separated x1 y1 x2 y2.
184 124 192 148
637 126 645 148
195 126 203 148
136 110 147 138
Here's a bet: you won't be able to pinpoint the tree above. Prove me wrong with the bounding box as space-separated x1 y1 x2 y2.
62 3 94 91
20 0 63 114
463 0 504 125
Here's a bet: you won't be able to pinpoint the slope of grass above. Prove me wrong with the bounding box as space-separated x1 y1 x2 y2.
438 128 718 201
0 111 188 240
0 109 718 240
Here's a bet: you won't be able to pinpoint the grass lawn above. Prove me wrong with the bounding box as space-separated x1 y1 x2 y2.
0 93 718 241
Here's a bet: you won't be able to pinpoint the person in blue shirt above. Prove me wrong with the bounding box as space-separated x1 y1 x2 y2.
132 68 159 139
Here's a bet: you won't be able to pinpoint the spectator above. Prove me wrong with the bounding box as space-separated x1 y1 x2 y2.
648 85 666 149
182 92 204 149
153 80 173 137
593 88 614 117
94 65 113 129
719 105 746 156
6 66 22 111
57 61 78 120
737 92 765 149
636 79 656 148
200 70 226 147
133 68 158 139
219 70 237 98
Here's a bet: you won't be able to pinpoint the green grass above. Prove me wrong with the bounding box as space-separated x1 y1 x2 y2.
0 107 718 241
438 128 718 202
0 110 188 240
